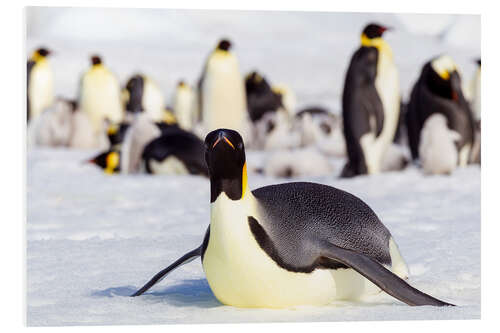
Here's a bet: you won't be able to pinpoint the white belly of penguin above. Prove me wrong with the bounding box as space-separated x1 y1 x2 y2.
360 53 400 174
202 192 405 308
148 157 189 175
29 62 54 120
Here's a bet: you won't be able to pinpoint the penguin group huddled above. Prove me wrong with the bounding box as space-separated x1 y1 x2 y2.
27 21 479 310
27 22 480 179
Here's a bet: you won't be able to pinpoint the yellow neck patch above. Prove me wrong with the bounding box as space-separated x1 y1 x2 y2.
163 110 177 125
360 34 393 59
31 52 46 63
107 124 118 136
241 162 248 199
105 151 119 174
431 55 457 81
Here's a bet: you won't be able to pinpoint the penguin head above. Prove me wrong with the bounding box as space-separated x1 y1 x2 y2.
91 55 103 66
204 129 247 202
362 23 389 39
88 150 120 174
32 47 51 62
216 39 232 52
476 58 481 67
429 55 462 100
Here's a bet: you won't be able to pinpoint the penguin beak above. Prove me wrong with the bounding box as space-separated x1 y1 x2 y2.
85 159 96 165
212 133 235 150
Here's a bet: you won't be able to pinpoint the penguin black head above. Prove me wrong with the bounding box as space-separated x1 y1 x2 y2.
91 55 102 66
178 80 186 87
88 150 120 174
362 23 390 39
476 58 481 67
216 39 232 52
205 129 246 202
36 48 51 57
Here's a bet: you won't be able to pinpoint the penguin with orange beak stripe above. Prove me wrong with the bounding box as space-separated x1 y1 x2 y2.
131 128 453 308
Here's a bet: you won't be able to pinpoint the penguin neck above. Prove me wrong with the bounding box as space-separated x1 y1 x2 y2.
361 34 393 60
32 54 47 64
210 162 250 203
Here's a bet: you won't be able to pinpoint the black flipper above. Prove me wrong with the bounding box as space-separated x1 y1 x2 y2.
320 241 454 307
131 247 201 297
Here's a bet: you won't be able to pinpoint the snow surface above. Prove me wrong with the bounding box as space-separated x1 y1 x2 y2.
26 8 481 326
27 148 480 326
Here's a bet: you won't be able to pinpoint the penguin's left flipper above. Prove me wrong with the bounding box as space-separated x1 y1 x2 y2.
131 247 201 297
320 242 454 307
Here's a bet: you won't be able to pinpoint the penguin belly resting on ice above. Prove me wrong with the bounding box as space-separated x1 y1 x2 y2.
341 23 400 177
419 113 461 175
27 47 54 122
131 128 454 308
406 55 474 167
89 123 207 176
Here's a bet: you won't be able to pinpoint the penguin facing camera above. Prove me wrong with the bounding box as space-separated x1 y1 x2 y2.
197 39 249 139
27 47 54 122
132 128 454 308
123 74 165 122
419 113 461 175
79 55 124 134
406 55 475 167
341 23 401 178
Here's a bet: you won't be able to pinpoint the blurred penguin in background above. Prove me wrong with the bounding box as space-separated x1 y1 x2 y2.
27 47 54 122
197 39 249 139
69 100 108 149
173 81 196 130
28 97 73 147
123 74 165 122
468 59 481 165
419 113 461 175
341 23 401 177
294 107 346 157
262 148 334 178
245 71 298 149
79 55 123 134
406 55 474 167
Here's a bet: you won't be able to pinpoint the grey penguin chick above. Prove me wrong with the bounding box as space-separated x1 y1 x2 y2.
131 129 454 308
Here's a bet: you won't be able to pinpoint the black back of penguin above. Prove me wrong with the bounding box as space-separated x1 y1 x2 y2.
245 71 283 122
142 127 208 176
251 182 392 272
125 74 145 113
406 61 475 160
341 47 384 177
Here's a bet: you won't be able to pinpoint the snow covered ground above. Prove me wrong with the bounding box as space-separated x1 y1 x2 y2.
27 148 480 326
26 7 480 326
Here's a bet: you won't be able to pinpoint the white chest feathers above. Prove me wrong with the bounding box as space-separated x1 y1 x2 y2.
202 192 337 308
419 113 461 175
29 60 54 120
80 65 123 133
141 78 165 122
174 85 196 130
201 52 247 137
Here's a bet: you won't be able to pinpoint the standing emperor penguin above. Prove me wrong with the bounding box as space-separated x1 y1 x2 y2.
27 47 54 122
198 39 248 139
123 74 165 122
406 55 475 166
79 55 124 134
173 81 196 130
341 23 400 177
131 129 454 308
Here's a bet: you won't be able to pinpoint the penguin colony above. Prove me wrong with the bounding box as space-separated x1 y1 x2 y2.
28 22 479 309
